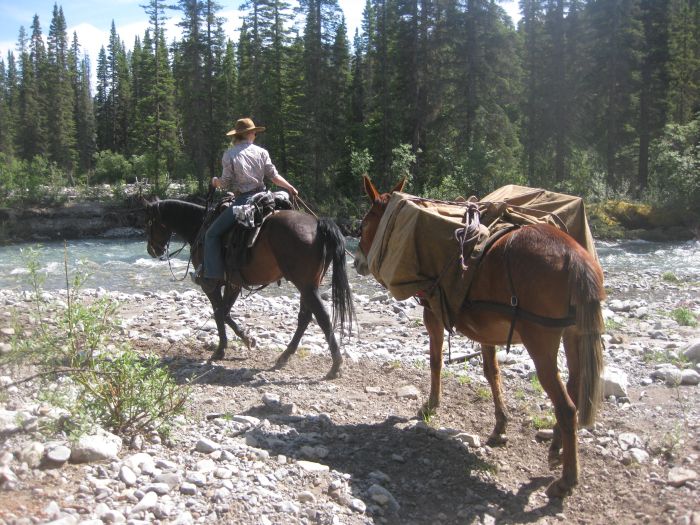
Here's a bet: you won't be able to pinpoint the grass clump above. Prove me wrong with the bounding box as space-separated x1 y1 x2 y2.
670 307 698 327
1 246 188 437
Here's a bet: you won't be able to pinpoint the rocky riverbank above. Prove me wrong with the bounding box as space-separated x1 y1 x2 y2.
1 254 699 524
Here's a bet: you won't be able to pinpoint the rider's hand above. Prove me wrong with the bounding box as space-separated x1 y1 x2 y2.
211 177 221 189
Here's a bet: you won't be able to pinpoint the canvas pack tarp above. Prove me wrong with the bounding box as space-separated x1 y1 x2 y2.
366 185 597 331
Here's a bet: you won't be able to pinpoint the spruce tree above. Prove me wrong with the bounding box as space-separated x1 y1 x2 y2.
47 5 77 177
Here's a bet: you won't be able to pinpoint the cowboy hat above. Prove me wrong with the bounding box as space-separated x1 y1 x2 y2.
226 117 266 137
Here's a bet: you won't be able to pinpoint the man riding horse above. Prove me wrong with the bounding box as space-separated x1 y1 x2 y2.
194 117 298 284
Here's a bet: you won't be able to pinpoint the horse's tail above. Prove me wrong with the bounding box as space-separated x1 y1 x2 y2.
317 218 355 337
568 249 605 427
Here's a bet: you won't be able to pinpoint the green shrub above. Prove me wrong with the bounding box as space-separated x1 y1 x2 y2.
93 151 133 184
2 246 188 436
671 307 698 327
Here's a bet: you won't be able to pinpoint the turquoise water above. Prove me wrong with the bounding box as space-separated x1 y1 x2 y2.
0 237 697 293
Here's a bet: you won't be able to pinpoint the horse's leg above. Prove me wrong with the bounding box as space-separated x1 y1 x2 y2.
302 288 343 379
482 344 509 446
549 328 580 468
522 327 579 498
221 286 256 350
202 284 228 361
274 301 313 369
420 306 444 417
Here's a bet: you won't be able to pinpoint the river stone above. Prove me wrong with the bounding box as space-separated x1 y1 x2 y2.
123 452 155 473
154 472 181 488
683 340 700 363
367 484 400 512
601 367 629 397
667 467 698 487
351 498 367 513
119 465 137 486
623 448 649 465
195 437 220 454
618 432 644 451
296 460 329 473
70 431 122 463
681 369 700 386
651 366 682 386
396 385 420 399
180 482 197 495
455 433 482 447
45 445 72 467
131 490 158 513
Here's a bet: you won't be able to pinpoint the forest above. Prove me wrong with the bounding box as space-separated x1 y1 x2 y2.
0 0 698 219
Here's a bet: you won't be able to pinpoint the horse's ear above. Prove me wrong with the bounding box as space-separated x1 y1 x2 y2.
392 178 406 193
363 175 379 202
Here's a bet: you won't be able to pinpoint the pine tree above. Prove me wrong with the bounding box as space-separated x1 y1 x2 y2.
174 0 208 187
0 54 16 155
667 0 700 124
47 5 77 177
133 11 178 191
18 20 48 160
108 22 132 154
637 0 670 193
583 0 642 194
71 34 96 174
94 46 113 151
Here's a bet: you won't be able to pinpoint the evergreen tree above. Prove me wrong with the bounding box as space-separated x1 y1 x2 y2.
174 0 208 187
133 21 178 191
0 54 16 155
71 34 96 174
47 4 77 176
18 20 48 160
583 0 642 194
94 46 113 151
637 0 670 193
667 0 700 124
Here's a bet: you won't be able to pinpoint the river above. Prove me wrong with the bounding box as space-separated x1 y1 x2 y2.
0 236 698 294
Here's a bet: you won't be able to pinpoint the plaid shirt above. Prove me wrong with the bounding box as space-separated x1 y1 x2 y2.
220 142 279 194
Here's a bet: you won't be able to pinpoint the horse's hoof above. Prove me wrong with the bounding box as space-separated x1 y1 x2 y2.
325 368 341 380
545 478 574 499
210 349 225 361
486 433 508 447
274 357 289 369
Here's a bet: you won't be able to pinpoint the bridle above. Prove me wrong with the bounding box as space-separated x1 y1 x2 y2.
146 202 187 273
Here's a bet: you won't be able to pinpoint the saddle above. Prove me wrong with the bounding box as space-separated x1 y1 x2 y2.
199 191 292 271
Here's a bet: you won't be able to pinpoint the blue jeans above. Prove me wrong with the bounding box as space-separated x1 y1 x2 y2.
203 189 263 279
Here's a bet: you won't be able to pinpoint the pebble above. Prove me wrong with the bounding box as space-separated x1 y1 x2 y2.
195 438 220 454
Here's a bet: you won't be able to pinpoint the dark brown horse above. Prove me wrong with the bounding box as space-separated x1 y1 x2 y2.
354 176 605 498
144 198 354 378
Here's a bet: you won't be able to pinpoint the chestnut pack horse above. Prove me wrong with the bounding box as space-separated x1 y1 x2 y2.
144 198 354 378
354 177 605 498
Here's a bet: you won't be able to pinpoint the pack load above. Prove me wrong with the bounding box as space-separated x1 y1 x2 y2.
367 185 597 330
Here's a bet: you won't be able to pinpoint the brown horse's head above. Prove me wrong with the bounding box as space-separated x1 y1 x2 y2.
353 176 405 276
143 198 171 258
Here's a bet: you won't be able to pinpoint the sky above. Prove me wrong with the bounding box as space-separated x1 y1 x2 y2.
0 1 520 74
